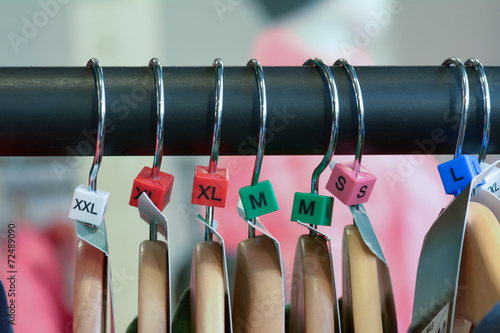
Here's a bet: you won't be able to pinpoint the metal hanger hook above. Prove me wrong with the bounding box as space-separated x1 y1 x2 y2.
150 58 165 180
304 58 339 195
205 58 224 242
208 58 224 174
465 58 491 165
247 59 267 187
87 58 106 193
443 57 469 159
334 58 364 172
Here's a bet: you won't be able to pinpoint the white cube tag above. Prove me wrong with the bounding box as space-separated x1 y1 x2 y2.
68 184 110 226
473 164 500 197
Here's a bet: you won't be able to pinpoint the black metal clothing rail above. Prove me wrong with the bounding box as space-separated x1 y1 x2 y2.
0 66 499 157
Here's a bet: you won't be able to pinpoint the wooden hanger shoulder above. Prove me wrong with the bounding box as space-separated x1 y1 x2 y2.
290 234 335 333
73 239 106 333
342 224 383 333
138 240 168 333
232 234 284 333
456 201 500 325
190 240 225 333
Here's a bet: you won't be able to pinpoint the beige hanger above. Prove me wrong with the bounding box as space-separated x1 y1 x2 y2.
289 234 335 333
342 224 383 333
232 234 284 333
138 240 169 333
190 240 225 332
455 201 500 326
73 240 106 333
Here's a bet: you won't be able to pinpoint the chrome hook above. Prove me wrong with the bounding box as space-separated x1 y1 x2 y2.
247 59 267 238
248 59 267 187
304 58 340 195
465 58 491 165
150 58 165 180
304 58 339 235
149 58 165 241
87 58 106 192
334 58 364 172
205 58 224 242
443 57 469 159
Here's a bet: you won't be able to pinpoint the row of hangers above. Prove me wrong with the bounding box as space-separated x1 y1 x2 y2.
66 56 500 333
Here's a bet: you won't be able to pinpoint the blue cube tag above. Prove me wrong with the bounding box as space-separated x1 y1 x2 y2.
437 155 484 196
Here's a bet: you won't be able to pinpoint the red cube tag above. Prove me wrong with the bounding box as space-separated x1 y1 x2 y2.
129 166 175 211
191 165 229 208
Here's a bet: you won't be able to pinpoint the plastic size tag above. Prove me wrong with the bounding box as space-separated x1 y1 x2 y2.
194 214 233 331
137 192 171 331
326 161 377 206
472 162 500 198
238 180 279 219
291 192 333 226
130 166 175 211
410 162 498 333
191 166 229 208
437 154 484 196
69 184 109 226
471 161 500 217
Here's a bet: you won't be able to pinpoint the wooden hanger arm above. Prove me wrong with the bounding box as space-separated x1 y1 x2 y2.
343 225 383 333
73 240 106 333
138 240 168 333
232 235 284 333
190 241 225 333
290 234 335 333
456 202 500 325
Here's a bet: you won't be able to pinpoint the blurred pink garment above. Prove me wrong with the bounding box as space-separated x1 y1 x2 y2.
252 27 373 66
1 223 74 333
215 27 450 332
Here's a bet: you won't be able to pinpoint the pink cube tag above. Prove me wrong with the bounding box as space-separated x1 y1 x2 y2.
326 162 377 206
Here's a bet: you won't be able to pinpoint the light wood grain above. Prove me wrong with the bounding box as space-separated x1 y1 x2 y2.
73 239 106 333
290 234 335 333
342 225 383 333
138 240 168 333
456 202 500 325
232 235 284 333
190 241 225 333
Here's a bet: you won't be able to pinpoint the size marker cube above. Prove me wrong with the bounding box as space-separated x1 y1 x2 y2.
291 192 333 226
68 184 110 226
474 165 500 197
326 162 377 206
191 165 229 208
239 180 279 219
437 155 484 195
129 166 175 211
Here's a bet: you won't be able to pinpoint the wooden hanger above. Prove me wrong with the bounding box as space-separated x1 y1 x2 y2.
342 224 384 333
232 234 284 333
455 202 500 326
289 234 335 333
138 240 168 333
190 240 225 332
73 239 107 333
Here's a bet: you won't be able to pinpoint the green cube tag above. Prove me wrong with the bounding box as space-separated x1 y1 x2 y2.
291 192 333 226
239 180 279 219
